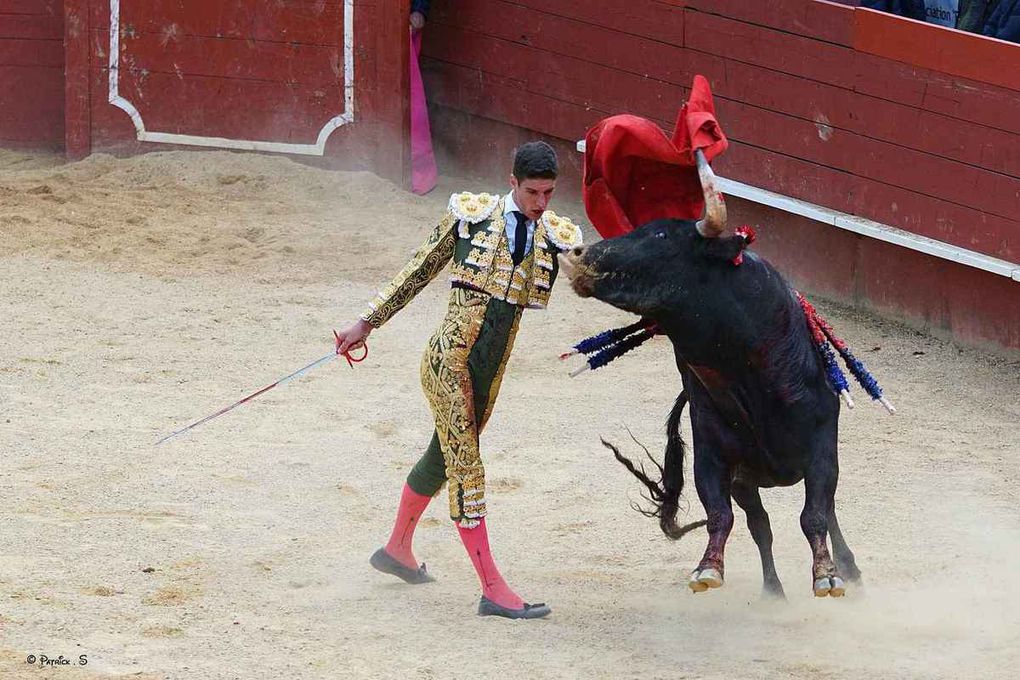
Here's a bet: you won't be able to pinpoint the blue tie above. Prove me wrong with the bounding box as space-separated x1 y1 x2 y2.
511 210 529 266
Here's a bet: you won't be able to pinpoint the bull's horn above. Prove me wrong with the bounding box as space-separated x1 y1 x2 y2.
694 148 727 238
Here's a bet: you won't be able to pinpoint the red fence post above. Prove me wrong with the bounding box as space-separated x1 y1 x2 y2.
375 0 411 188
63 0 91 159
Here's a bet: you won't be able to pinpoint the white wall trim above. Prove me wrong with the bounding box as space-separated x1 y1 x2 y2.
575 139 1019 282
108 0 355 156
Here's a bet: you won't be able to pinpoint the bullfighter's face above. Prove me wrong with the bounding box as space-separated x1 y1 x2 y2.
510 176 556 222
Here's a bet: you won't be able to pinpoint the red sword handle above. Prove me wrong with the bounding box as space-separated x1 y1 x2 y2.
333 330 369 368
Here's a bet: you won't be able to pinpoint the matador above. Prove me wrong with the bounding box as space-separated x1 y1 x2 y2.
333 142 582 619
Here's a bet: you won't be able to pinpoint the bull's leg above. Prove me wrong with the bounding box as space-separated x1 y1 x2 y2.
827 506 862 583
689 452 733 593
731 479 785 599
801 454 845 598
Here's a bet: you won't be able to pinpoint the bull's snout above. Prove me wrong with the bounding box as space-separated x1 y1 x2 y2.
558 247 595 298
557 247 585 281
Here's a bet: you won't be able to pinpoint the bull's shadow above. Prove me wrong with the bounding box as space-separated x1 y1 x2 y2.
562 152 873 599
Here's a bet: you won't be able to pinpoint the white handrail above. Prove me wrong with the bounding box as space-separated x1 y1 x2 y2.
575 139 1019 282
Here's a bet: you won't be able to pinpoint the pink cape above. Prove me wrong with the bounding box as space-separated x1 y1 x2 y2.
410 30 438 195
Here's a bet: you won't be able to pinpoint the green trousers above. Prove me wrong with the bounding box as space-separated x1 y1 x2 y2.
406 288 522 522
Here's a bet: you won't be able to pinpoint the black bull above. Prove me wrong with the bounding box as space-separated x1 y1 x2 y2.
560 206 862 598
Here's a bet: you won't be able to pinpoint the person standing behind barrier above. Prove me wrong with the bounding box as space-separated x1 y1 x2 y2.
982 0 1019 41
410 1 438 194
862 0 1003 34
957 0 997 32
333 142 583 619
411 1 429 32
861 0 926 21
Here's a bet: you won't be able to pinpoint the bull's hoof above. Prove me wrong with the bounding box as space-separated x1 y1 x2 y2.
813 575 846 598
688 568 724 593
837 561 862 584
762 581 787 600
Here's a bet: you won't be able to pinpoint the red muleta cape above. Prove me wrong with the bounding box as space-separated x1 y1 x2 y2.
582 75 728 239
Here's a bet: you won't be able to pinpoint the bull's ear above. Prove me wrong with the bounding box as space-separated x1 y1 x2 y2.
703 235 749 264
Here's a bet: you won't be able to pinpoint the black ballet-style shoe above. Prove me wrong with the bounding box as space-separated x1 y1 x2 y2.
477 595 551 619
369 548 436 585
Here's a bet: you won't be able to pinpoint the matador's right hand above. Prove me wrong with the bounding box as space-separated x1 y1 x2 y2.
334 319 373 357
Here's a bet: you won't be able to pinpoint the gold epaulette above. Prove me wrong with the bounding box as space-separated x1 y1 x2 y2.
448 191 500 224
541 211 584 250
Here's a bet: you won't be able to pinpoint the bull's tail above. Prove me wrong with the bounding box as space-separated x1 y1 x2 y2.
601 391 707 540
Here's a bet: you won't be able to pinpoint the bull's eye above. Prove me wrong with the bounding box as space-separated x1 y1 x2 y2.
655 230 667 239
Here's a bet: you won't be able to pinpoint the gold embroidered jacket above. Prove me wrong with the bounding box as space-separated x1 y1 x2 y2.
361 192 583 327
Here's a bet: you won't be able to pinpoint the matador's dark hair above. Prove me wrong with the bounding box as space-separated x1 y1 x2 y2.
512 141 558 180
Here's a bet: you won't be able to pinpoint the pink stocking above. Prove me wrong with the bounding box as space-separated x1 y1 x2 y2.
457 517 525 610
383 483 433 569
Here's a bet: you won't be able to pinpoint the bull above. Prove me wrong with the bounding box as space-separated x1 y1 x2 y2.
560 151 864 598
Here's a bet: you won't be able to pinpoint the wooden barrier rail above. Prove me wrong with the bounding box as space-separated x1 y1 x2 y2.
575 139 1020 281
0 0 64 150
425 0 1019 263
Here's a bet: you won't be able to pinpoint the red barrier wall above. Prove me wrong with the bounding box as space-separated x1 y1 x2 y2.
0 0 64 149
2 1 1017 348
4 1 410 180
61 0 409 182
421 0 1020 350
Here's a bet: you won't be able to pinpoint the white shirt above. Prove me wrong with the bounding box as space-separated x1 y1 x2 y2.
503 192 535 258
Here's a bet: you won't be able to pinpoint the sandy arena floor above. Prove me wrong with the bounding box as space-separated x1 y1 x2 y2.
1 148 1018 679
